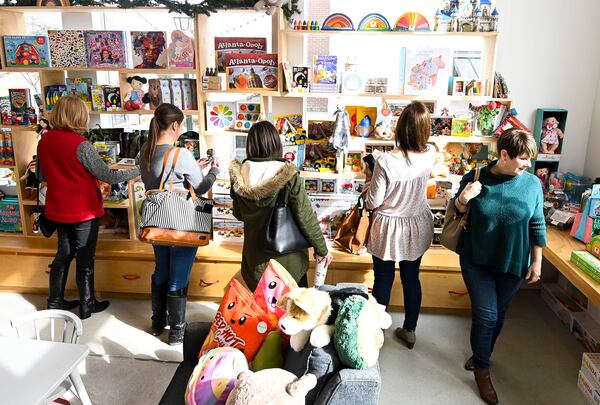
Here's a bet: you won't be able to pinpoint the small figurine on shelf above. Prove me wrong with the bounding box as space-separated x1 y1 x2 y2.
1 111 10 126
27 107 37 126
36 118 50 139
540 117 564 154
123 76 147 111
535 167 549 190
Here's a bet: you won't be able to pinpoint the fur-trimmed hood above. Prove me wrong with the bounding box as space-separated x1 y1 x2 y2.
229 159 298 200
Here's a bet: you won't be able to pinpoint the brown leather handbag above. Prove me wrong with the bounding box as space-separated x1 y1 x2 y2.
139 148 213 247
333 195 372 254
440 168 481 252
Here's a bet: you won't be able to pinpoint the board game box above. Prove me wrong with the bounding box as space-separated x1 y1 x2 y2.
225 53 278 90
214 37 266 72
85 31 126 68
3 35 51 68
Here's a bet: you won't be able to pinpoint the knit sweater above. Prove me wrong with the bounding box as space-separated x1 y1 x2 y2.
455 161 547 278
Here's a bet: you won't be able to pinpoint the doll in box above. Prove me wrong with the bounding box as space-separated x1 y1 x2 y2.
123 76 147 111
540 117 564 154
535 167 549 190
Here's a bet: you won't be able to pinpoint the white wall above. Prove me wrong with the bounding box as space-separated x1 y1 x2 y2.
584 78 600 179
494 0 600 174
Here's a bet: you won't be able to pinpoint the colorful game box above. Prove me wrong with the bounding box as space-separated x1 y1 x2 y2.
103 86 121 111
3 35 51 68
91 85 105 111
0 197 21 232
311 56 338 93
131 31 167 69
214 37 266 73
206 101 236 131
225 53 278 90
85 31 126 68
44 85 67 111
234 102 261 132
168 30 195 68
48 30 87 68
66 78 92 110
8 89 30 114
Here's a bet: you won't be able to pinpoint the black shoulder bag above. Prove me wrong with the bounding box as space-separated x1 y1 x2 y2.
264 184 309 255
33 185 57 238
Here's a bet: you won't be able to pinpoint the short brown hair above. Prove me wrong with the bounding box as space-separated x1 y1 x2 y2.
497 128 537 159
246 121 282 159
395 101 431 163
49 95 89 134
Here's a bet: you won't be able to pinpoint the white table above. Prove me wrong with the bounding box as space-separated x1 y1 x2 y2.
0 336 92 405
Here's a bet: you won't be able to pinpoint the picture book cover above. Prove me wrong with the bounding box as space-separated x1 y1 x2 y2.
103 86 121 111
66 77 92 110
311 56 338 93
3 35 51 68
214 37 267 73
292 66 310 92
48 30 86 68
85 31 126 68
225 53 278 90
404 47 452 95
168 30 194 68
131 31 167 69
91 85 105 111
8 89 30 114
44 85 67 111
206 101 236 131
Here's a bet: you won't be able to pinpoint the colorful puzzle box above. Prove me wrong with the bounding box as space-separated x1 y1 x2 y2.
85 31 126 68
131 31 167 69
214 37 266 72
48 30 87 68
225 53 278 90
3 35 51 68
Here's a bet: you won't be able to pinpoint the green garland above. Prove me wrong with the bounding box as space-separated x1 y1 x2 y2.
4 0 300 20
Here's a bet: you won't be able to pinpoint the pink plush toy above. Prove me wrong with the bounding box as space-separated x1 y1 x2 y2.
540 117 564 154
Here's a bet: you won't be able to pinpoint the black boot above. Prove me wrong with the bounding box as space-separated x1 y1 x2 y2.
167 286 188 345
76 267 110 320
151 279 168 336
47 264 79 310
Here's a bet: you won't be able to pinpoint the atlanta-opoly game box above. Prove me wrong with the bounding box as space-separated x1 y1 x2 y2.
225 53 278 90
215 37 266 72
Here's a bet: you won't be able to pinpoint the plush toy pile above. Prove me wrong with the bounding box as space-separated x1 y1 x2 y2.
185 259 391 405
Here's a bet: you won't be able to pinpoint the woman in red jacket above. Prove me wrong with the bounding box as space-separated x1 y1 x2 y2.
38 96 139 319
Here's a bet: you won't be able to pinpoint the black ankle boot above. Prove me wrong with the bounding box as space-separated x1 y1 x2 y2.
76 267 110 320
167 287 187 345
151 279 168 336
47 264 79 310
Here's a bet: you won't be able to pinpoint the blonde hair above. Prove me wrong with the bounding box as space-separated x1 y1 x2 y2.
49 95 89 134
497 129 538 159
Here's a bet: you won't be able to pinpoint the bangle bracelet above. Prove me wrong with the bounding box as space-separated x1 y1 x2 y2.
457 196 467 206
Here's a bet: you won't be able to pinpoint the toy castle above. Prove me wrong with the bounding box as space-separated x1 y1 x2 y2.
434 0 499 32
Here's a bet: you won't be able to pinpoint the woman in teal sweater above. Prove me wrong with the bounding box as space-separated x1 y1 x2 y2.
454 129 547 405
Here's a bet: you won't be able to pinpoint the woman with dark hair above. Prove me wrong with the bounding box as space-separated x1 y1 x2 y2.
140 103 219 345
365 101 436 349
229 121 332 291
454 129 546 404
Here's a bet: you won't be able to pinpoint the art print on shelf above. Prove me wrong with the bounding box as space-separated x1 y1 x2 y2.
168 30 194 68
85 31 126 68
48 30 86 68
214 37 266 73
66 78 93 110
225 53 278 90
431 116 453 136
131 31 167 69
206 102 236 131
311 55 338 93
404 47 452 95
8 89 30 114
3 36 51 68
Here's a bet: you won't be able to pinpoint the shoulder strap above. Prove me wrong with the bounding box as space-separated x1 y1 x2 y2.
463 167 481 221
158 147 180 191
474 167 481 182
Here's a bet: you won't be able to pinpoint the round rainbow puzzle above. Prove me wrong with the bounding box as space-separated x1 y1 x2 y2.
358 13 391 31
322 13 355 31
394 12 431 31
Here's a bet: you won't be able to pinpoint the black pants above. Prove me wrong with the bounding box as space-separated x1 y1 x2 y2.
51 218 99 284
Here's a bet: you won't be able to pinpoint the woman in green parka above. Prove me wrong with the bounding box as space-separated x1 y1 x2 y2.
229 121 333 291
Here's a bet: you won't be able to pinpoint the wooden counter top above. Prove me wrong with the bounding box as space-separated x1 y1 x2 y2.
543 227 600 307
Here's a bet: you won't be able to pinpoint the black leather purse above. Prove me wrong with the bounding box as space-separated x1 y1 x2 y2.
264 185 309 255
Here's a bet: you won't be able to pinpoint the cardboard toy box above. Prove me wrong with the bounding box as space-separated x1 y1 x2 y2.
213 196 236 221
541 283 584 331
578 368 600 404
574 314 600 353
582 353 600 388
213 219 244 243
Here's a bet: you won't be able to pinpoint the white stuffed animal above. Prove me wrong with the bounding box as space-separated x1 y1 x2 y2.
254 0 284 15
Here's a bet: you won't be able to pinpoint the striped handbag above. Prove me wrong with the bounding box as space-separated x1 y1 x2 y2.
139 147 213 247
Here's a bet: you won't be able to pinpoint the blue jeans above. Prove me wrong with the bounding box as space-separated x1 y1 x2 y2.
372 255 423 331
460 256 522 370
152 245 198 292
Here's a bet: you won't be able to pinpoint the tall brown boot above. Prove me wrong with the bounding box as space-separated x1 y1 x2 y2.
474 369 498 404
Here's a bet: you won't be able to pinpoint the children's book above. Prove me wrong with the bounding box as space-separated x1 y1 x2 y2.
225 53 278 90
8 89 30 114
66 78 92 110
44 85 67 111
131 31 167 69
3 36 51 68
214 37 267 73
91 85 105 111
103 87 121 111
85 31 126 68
48 30 87 68
404 47 452 95
311 56 338 93
292 66 310 93
168 30 195 68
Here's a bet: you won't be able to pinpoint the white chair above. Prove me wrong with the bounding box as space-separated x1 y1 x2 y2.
10 309 86 404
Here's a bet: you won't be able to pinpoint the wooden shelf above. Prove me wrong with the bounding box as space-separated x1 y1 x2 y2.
0 125 37 131
1 67 196 74
0 165 16 169
299 171 365 180
204 89 280 96
202 130 248 136
21 199 129 209
89 110 199 116
283 29 499 38
352 135 497 144
280 92 510 103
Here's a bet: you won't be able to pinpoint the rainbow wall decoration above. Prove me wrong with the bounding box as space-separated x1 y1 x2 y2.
394 12 431 31
358 13 391 31
322 13 355 31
